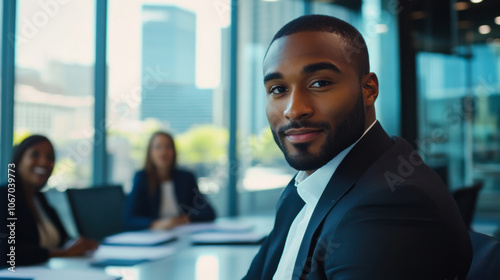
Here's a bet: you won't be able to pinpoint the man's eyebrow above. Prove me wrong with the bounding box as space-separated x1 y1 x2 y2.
263 62 340 83
263 72 283 84
302 62 341 74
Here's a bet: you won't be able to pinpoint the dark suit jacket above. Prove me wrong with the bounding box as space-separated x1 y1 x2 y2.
0 184 69 267
467 231 500 280
244 123 472 280
123 168 216 230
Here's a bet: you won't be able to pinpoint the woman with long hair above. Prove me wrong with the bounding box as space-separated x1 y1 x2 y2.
124 131 215 230
0 135 98 266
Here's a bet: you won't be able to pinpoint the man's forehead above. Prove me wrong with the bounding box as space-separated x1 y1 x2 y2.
263 31 349 72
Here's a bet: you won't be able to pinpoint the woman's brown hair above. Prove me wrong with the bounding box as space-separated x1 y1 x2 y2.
144 131 177 194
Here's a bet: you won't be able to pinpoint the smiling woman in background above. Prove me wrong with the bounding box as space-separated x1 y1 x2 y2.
124 131 216 230
0 135 98 267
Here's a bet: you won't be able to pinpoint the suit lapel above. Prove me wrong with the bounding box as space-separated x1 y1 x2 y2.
293 122 394 277
262 178 305 279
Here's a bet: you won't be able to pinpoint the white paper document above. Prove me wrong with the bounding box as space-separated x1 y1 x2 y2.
175 222 254 234
92 245 176 261
190 232 267 245
0 267 120 280
102 231 177 246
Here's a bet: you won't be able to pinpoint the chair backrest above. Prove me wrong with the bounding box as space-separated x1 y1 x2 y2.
452 182 483 229
467 231 500 280
66 185 126 241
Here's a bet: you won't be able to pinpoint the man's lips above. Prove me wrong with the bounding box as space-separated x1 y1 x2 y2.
285 128 323 143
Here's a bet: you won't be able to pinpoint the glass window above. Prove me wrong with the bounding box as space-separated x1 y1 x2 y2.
15 0 95 190
236 0 305 216
416 2 500 217
469 43 500 200
417 52 469 190
0 1 3 135
107 0 230 215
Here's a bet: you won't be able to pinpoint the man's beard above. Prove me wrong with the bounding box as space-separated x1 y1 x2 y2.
271 90 366 171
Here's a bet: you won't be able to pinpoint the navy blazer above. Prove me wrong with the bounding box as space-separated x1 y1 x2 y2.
0 185 69 267
244 122 472 280
123 168 216 230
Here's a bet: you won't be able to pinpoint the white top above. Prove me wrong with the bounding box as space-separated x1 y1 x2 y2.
273 120 377 280
159 180 180 218
34 196 61 249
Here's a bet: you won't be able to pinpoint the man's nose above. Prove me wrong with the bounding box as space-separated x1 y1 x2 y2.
283 88 314 121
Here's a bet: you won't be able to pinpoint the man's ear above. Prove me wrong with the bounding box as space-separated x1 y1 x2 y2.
361 72 379 107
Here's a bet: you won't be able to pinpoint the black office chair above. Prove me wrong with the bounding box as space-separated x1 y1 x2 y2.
66 185 127 241
452 182 483 229
466 231 500 280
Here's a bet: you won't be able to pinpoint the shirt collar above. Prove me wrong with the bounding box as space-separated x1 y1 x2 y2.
294 120 378 207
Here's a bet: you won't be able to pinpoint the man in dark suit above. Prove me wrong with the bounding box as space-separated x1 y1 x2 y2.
243 15 472 280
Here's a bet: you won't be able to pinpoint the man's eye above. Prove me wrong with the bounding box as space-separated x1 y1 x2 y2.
310 80 331 88
268 86 288 95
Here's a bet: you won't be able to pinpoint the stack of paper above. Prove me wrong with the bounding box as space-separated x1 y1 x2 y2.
175 222 254 234
92 231 178 267
90 244 176 267
102 231 176 246
93 245 176 261
190 232 267 245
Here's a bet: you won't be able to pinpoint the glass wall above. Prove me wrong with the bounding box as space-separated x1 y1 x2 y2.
415 0 500 215
236 0 304 216
417 53 469 189
15 0 95 190
470 44 500 197
0 1 3 135
106 0 231 216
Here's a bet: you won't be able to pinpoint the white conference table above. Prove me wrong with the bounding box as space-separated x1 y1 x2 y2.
7 216 274 280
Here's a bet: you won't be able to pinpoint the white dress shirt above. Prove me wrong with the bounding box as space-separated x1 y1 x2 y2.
160 180 180 218
273 120 377 280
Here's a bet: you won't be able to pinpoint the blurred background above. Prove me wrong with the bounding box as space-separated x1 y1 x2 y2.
1 0 499 236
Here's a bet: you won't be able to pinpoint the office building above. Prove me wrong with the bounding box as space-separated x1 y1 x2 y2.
141 5 213 133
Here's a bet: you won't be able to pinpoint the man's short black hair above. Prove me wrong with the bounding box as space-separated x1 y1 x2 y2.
266 14 370 77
